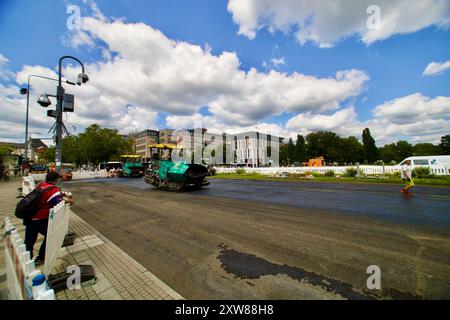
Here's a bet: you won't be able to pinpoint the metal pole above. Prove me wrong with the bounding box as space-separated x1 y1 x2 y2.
55 59 65 174
24 79 30 161
24 74 70 162
55 56 85 173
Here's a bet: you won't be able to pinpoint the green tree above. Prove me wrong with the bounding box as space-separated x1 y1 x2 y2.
306 131 341 162
62 135 82 165
378 140 413 163
42 147 56 163
438 135 450 155
413 143 438 156
362 128 378 163
339 136 363 164
396 140 413 161
295 134 307 163
279 143 288 164
76 124 133 165
378 143 397 163
286 138 296 163
0 145 14 154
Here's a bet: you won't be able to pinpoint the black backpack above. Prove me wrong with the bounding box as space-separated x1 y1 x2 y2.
15 184 58 220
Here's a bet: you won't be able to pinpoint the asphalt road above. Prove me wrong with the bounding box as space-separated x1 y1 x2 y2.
64 177 450 299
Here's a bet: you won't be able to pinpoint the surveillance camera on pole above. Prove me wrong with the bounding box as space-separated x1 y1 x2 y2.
37 94 52 108
20 75 76 162
33 56 88 173
76 73 89 86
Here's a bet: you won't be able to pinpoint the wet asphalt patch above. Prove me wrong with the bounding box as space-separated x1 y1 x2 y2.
217 244 421 300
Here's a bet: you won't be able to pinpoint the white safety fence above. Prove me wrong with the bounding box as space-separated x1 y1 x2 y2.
430 166 450 175
216 165 450 176
44 201 70 276
21 176 72 275
3 218 55 300
11 175 72 299
30 169 108 182
71 169 108 179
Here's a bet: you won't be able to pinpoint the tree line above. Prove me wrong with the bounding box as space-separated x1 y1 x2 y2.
280 129 449 165
43 124 132 166
40 124 449 166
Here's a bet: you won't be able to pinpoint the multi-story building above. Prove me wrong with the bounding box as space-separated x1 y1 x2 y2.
1 139 51 162
127 128 283 166
158 129 175 144
29 138 48 161
226 131 284 167
0 142 25 156
129 129 159 162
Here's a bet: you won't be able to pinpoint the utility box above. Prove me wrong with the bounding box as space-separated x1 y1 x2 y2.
63 93 75 112
47 110 58 118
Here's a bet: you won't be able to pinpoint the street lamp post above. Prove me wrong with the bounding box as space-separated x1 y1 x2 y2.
35 56 88 173
20 75 75 162
54 56 88 173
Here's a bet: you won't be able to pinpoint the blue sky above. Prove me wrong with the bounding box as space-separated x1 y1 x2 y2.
0 0 449 145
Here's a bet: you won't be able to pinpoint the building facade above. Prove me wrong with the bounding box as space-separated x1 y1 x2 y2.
226 132 284 166
127 128 283 166
158 129 175 144
0 142 25 156
130 129 159 162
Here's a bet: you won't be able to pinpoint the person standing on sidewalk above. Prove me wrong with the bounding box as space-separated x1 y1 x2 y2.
400 160 415 196
0 160 4 181
24 171 74 263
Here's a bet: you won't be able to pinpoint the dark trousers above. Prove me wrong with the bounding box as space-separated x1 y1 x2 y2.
24 219 48 259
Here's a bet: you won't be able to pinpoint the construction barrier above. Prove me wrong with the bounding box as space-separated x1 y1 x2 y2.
71 169 108 179
216 165 450 176
3 218 55 300
20 176 71 276
30 169 108 183
43 201 70 276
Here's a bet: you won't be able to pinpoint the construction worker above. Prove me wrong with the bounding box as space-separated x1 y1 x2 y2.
400 160 415 196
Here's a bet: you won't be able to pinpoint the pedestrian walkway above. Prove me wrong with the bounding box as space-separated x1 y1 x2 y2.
0 178 183 300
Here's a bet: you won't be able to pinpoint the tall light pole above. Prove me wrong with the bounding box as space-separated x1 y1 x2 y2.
36 56 88 173
20 75 75 162
55 56 88 173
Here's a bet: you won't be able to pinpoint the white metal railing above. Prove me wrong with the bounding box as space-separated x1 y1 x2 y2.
71 169 107 179
3 218 55 300
216 165 449 176
43 201 70 276
30 169 108 182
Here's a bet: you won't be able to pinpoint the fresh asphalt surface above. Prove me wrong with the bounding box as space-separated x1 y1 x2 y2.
72 177 450 230
64 177 450 299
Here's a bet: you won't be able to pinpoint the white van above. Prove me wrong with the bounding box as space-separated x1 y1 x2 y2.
399 155 450 175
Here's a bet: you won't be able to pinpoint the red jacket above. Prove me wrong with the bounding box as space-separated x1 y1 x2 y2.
33 182 61 220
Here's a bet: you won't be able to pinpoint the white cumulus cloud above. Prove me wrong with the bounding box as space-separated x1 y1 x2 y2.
423 60 450 76
227 0 450 47
60 8 369 127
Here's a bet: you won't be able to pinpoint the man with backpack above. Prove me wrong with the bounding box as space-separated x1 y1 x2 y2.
22 171 74 264
0 160 4 181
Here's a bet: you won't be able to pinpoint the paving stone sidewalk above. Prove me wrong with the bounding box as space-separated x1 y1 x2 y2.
0 178 183 300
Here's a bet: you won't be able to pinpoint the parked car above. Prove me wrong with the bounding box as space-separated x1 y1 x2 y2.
30 164 47 174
